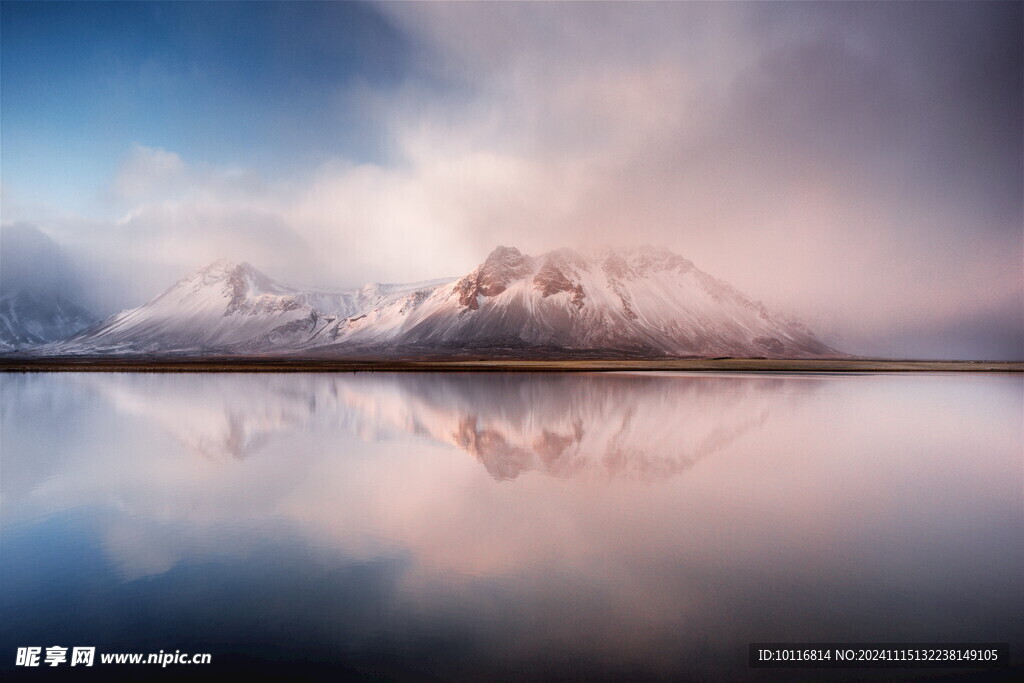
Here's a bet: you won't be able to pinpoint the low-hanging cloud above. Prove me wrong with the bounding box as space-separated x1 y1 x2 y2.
2 1 1020 359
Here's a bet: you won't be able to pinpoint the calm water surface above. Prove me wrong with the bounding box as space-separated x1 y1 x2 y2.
1 372 1021 680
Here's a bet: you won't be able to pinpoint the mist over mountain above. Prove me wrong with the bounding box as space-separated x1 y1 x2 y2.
2 2 1019 360
28 245 838 359
0 224 97 350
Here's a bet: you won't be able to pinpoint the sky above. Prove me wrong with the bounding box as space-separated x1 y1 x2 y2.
0 1 1021 359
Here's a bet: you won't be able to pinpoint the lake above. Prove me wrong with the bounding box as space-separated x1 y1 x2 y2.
1 371 1021 680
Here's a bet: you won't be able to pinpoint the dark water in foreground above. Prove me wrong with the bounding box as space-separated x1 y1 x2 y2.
1 372 1021 681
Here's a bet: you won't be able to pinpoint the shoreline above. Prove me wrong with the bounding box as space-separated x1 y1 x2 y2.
0 357 1020 373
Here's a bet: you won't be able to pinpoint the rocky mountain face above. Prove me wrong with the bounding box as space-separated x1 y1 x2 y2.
29 246 838 358
455 246 536 309
0 290 95 352
315 245 836 357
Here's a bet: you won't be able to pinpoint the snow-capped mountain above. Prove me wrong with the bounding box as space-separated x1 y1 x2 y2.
38 246 838 358
55 259 452 354
316 245 835 357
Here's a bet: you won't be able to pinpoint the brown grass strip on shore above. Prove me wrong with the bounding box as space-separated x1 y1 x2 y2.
0 357 1020 373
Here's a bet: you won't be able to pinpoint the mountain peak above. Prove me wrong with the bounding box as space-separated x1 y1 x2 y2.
189 259 258 279
176 259 280 295
482 245 528 268
456 245 535 309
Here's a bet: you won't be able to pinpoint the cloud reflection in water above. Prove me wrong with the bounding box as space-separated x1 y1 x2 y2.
2 372 1020 679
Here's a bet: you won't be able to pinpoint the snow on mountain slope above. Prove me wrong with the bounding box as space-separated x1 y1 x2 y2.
55 260 451 354
41 246 837 358
322 245 836 357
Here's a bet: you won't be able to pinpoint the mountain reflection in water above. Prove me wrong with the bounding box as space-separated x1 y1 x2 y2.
1 372 1021 680
69 372 808 480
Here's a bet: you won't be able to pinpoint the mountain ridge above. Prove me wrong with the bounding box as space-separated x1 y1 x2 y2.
26 245 840 358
